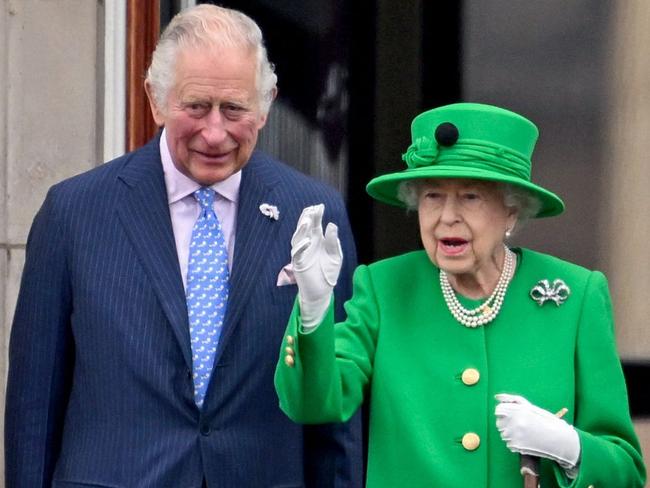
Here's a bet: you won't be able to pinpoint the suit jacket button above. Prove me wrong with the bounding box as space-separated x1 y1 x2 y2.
461 368 480 386
200 423 211 436
286 335 295 345
462 432 480 451
284 355 295 367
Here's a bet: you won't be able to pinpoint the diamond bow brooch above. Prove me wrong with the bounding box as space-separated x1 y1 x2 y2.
530 279 571 306
259 203 280 221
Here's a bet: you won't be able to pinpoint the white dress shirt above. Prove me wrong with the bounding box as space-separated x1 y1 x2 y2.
159 128 240 290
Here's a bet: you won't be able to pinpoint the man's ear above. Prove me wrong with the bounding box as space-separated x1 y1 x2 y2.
257 87 278 130
144 80 165 127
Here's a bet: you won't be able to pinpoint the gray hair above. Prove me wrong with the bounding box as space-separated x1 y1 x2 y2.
397 179 542 226
146 4 277 115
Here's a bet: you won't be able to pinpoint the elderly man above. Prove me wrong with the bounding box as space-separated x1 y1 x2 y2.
5 5 362 487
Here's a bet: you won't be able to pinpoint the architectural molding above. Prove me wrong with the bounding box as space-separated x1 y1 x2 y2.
126 0 160 151
103 0 127 162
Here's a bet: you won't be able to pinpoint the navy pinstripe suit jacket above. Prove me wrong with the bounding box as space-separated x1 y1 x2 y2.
5 136 363 488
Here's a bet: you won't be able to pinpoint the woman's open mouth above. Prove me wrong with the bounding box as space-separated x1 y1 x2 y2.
438 238 469 255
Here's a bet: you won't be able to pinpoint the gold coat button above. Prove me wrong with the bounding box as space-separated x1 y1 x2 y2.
461 368 480 386
462 433 480 451
286 335 295 345
284 355 295 367
285 346 295 356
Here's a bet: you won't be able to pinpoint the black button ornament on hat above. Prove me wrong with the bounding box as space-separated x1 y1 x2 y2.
434 122 459 147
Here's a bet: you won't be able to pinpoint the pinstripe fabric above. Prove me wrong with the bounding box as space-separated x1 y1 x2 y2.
5 136 363 488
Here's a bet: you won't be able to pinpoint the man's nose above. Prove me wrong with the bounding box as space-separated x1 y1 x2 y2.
202 108 228 145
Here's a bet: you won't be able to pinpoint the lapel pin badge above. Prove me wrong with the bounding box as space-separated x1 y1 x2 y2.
530 278 571 306
259 203 280 221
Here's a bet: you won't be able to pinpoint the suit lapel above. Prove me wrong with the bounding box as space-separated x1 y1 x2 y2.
115 138 193 369
215 154 282 358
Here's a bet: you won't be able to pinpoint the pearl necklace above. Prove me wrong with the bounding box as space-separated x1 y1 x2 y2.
439 246 515 328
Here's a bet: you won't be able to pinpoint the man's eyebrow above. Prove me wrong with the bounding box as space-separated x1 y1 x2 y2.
181 95 210 102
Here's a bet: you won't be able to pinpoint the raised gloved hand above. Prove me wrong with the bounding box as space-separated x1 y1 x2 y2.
291 204 342 330
495 393 581 472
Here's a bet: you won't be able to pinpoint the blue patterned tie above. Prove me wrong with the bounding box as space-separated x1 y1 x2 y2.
186 187 229 407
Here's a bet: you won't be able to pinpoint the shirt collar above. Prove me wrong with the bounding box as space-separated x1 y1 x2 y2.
160 127 241 205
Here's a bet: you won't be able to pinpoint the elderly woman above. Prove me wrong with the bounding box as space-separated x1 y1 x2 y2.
274 103 645 487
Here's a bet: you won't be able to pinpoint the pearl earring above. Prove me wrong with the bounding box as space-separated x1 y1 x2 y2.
505 228 512 238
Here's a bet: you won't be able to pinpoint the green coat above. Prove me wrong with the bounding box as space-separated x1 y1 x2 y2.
275 248 645 487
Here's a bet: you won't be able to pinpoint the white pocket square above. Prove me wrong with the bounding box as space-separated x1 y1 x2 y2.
276 263 296 286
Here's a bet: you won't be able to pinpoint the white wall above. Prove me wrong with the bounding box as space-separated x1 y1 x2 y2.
0 1 102 483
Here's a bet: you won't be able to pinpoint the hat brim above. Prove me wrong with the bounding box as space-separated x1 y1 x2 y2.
366 164 565 218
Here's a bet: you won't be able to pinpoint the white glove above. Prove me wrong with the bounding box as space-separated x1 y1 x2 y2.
495 393 581 472
291 204 342 330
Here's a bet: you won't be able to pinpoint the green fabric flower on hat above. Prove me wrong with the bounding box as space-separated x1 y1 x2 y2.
402 136 439 169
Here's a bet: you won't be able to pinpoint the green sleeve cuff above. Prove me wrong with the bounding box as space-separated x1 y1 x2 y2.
553 429 646 488
274 299 343 424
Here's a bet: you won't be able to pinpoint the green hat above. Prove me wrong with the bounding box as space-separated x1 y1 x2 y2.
366 102 565 218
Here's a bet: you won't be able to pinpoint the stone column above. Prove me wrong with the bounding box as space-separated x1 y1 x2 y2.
600 1 650 360
1 1 102 481
600 0 650 471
